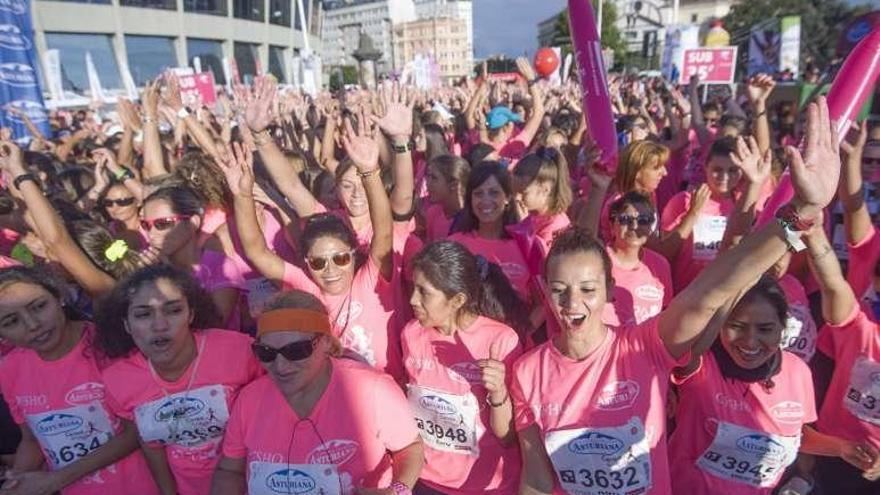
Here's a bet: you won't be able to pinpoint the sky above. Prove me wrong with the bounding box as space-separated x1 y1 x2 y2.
473 0 566 58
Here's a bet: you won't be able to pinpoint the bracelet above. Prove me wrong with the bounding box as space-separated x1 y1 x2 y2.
142 116 157 124
358 168 381 179
115 167 134 181
389 481 412 495
177 107 190 120
755 109 767 118
253 130 272 147
486 392 509 408
390 141 412 154
13 173 37 191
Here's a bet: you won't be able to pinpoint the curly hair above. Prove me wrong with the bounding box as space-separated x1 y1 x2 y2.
173 151 231 209
92 264 220 359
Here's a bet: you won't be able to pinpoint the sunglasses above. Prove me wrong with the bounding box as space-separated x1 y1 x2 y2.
101 197 136 208
251 338 317 363
306 249 355 271
613 213 654 227
140 215 191 232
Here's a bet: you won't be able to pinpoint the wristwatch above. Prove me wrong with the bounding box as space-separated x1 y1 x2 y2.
389 481 411 495
775 203 814 253
390 141 412 154
177 107 190 120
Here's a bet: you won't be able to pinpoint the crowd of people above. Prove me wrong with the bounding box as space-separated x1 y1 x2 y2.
0 55 878 495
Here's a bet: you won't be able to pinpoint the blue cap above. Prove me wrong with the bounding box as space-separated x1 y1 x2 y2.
486 106 523 130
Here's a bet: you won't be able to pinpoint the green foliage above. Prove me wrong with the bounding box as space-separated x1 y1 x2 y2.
329 65 359 90
549 2 628 67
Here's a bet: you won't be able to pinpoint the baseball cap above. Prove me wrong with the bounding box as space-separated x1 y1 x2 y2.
486 106 523 130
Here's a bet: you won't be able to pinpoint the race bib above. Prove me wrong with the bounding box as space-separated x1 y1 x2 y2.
543 417 652 495
407 385 479 455
27 402 115 469
248 462 342 495
844 356 880 425
697 421 800 487
780 304 817 362
246 277 279 318
692 215 727 261
134 384 229 447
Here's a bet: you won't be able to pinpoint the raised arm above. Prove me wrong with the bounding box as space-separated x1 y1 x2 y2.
372 82 415 218
688 75 712 145
802 216 858 326
746 74 775 154
658 97 841 359
342 113 393 280
141 81 169 179
163 74 221 161
514 58 546 147
839 122 873 245
721 136 773 249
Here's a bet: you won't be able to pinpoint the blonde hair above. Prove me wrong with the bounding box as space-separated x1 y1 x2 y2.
614 141 670 193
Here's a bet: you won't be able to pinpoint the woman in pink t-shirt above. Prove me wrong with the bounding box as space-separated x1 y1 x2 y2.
403 241 529 494
212 290 423 495
668 275 870 494
224 124 406 379
448 162 534 306
93 264 263 495
601 192 672 327
140 186 245 329
422 155 470 242
511 98 844 495
0 266 158 495
511 147 573 256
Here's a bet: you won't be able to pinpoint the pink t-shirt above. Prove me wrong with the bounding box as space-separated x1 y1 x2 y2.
846 225 880 302
0 324 158 495
448 232 531 302
425 203 456 242
602 248 672 327
312 204 418 256
400 316 523 494
517 212 571 257
221 359 420 493
102 329 263 495
668 352 816 494
661 191 736 292
281 256 404 380
510 318 687 495
777 274 819 363
194 249 246 330
0 254 19 268
816 307 880 451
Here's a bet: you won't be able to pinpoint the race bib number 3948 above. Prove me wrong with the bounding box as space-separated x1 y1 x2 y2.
407 385 479 456
27 403 115 469
845 357 880 425
544 417 652 495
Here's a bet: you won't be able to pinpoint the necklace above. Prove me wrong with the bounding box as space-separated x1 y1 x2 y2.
147 334 207 443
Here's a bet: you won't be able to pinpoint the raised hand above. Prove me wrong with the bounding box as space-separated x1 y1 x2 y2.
516 56 537 82
746 73 776 106
477 340 508 405
841 120 868 157
216 141 255 196
142 80 161 119
162 73 185 112
242 76 278 133
0 140 25 175
341 112 379 173
371 82 413 139
116 98 142 131
786 96 841 215
688 184 711 216
730 135 771 185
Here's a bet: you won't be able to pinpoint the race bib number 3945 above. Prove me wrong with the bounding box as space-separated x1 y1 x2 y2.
544 417 652 495
27 402 115 469
697 421 799 487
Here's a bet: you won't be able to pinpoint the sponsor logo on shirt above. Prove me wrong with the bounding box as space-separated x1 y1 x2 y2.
447 362 482 385
634 285 663 302
405 356 435 371
15 394 47 408
0 24 29 51
265 468 317 494
335 302 363 327
154 397 206 423
499 262 526 278
871 371 880 385
65 382 105 405
596 381 640 410
0 0 26 15
307 439 358 466
714 392 752 413
0 63 36 88
418 395 457 417
250 451 284 463
735 434 787 461
35 413 83 436
530 403 561 420
568 431 625 456
770 401 805 424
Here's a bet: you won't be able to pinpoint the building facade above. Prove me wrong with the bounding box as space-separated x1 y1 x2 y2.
321 0 415 74
413 0 471 62
392 15 469 82
28 0 321 95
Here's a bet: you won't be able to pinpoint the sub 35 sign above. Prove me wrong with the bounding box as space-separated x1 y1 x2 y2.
680 47 738 84
178 72 216 108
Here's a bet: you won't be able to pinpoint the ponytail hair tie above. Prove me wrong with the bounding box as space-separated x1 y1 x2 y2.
476 255 489 281
104 239 129 262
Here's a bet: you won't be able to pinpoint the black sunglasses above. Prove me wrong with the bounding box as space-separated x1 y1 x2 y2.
613 213 654 227
100 197 136 208
251 338 317 363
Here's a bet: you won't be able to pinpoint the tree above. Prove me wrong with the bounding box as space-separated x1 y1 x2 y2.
723 0 871 76
548 2 628 67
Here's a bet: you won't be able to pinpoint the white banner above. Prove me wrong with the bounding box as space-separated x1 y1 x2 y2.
41 49 63 101
85 51 106 102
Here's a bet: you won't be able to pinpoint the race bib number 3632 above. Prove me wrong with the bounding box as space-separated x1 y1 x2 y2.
544 417 652 495
696 421 799 487
27 402 115 469
845 357 880 425
407 385 479 456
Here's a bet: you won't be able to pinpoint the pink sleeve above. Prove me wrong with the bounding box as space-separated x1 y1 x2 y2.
629 317 690 372
670 355 703 386
846 226 880 299
800 360 818 424
510 360 536 431
220 390 248 459
500 333 524 389
660 192 689 231
199 251 246 291
372 374 419 451
281 261 320 292
102 380 134 422
0 363 23 424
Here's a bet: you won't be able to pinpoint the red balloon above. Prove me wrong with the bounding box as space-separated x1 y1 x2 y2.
534 48 560 78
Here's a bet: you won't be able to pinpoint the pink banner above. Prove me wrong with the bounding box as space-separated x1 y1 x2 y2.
680 47 738 84
178 72 217 108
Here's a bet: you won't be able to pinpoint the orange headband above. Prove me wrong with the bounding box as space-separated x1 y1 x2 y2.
256 309 332 338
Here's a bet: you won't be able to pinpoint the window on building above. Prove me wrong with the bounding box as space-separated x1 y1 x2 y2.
41 0 111 4
187 38 225 84
125 35 177 86
269 0 290 26
268 45 286 82
234 0 264 21
691 14 698 23
119 0 175 9
184 0 226 15
294 0 315 30
234 42 259 84
44 32 121 92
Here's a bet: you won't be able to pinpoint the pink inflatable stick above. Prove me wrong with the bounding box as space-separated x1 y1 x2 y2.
568 0 618 173
756 27 880 227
